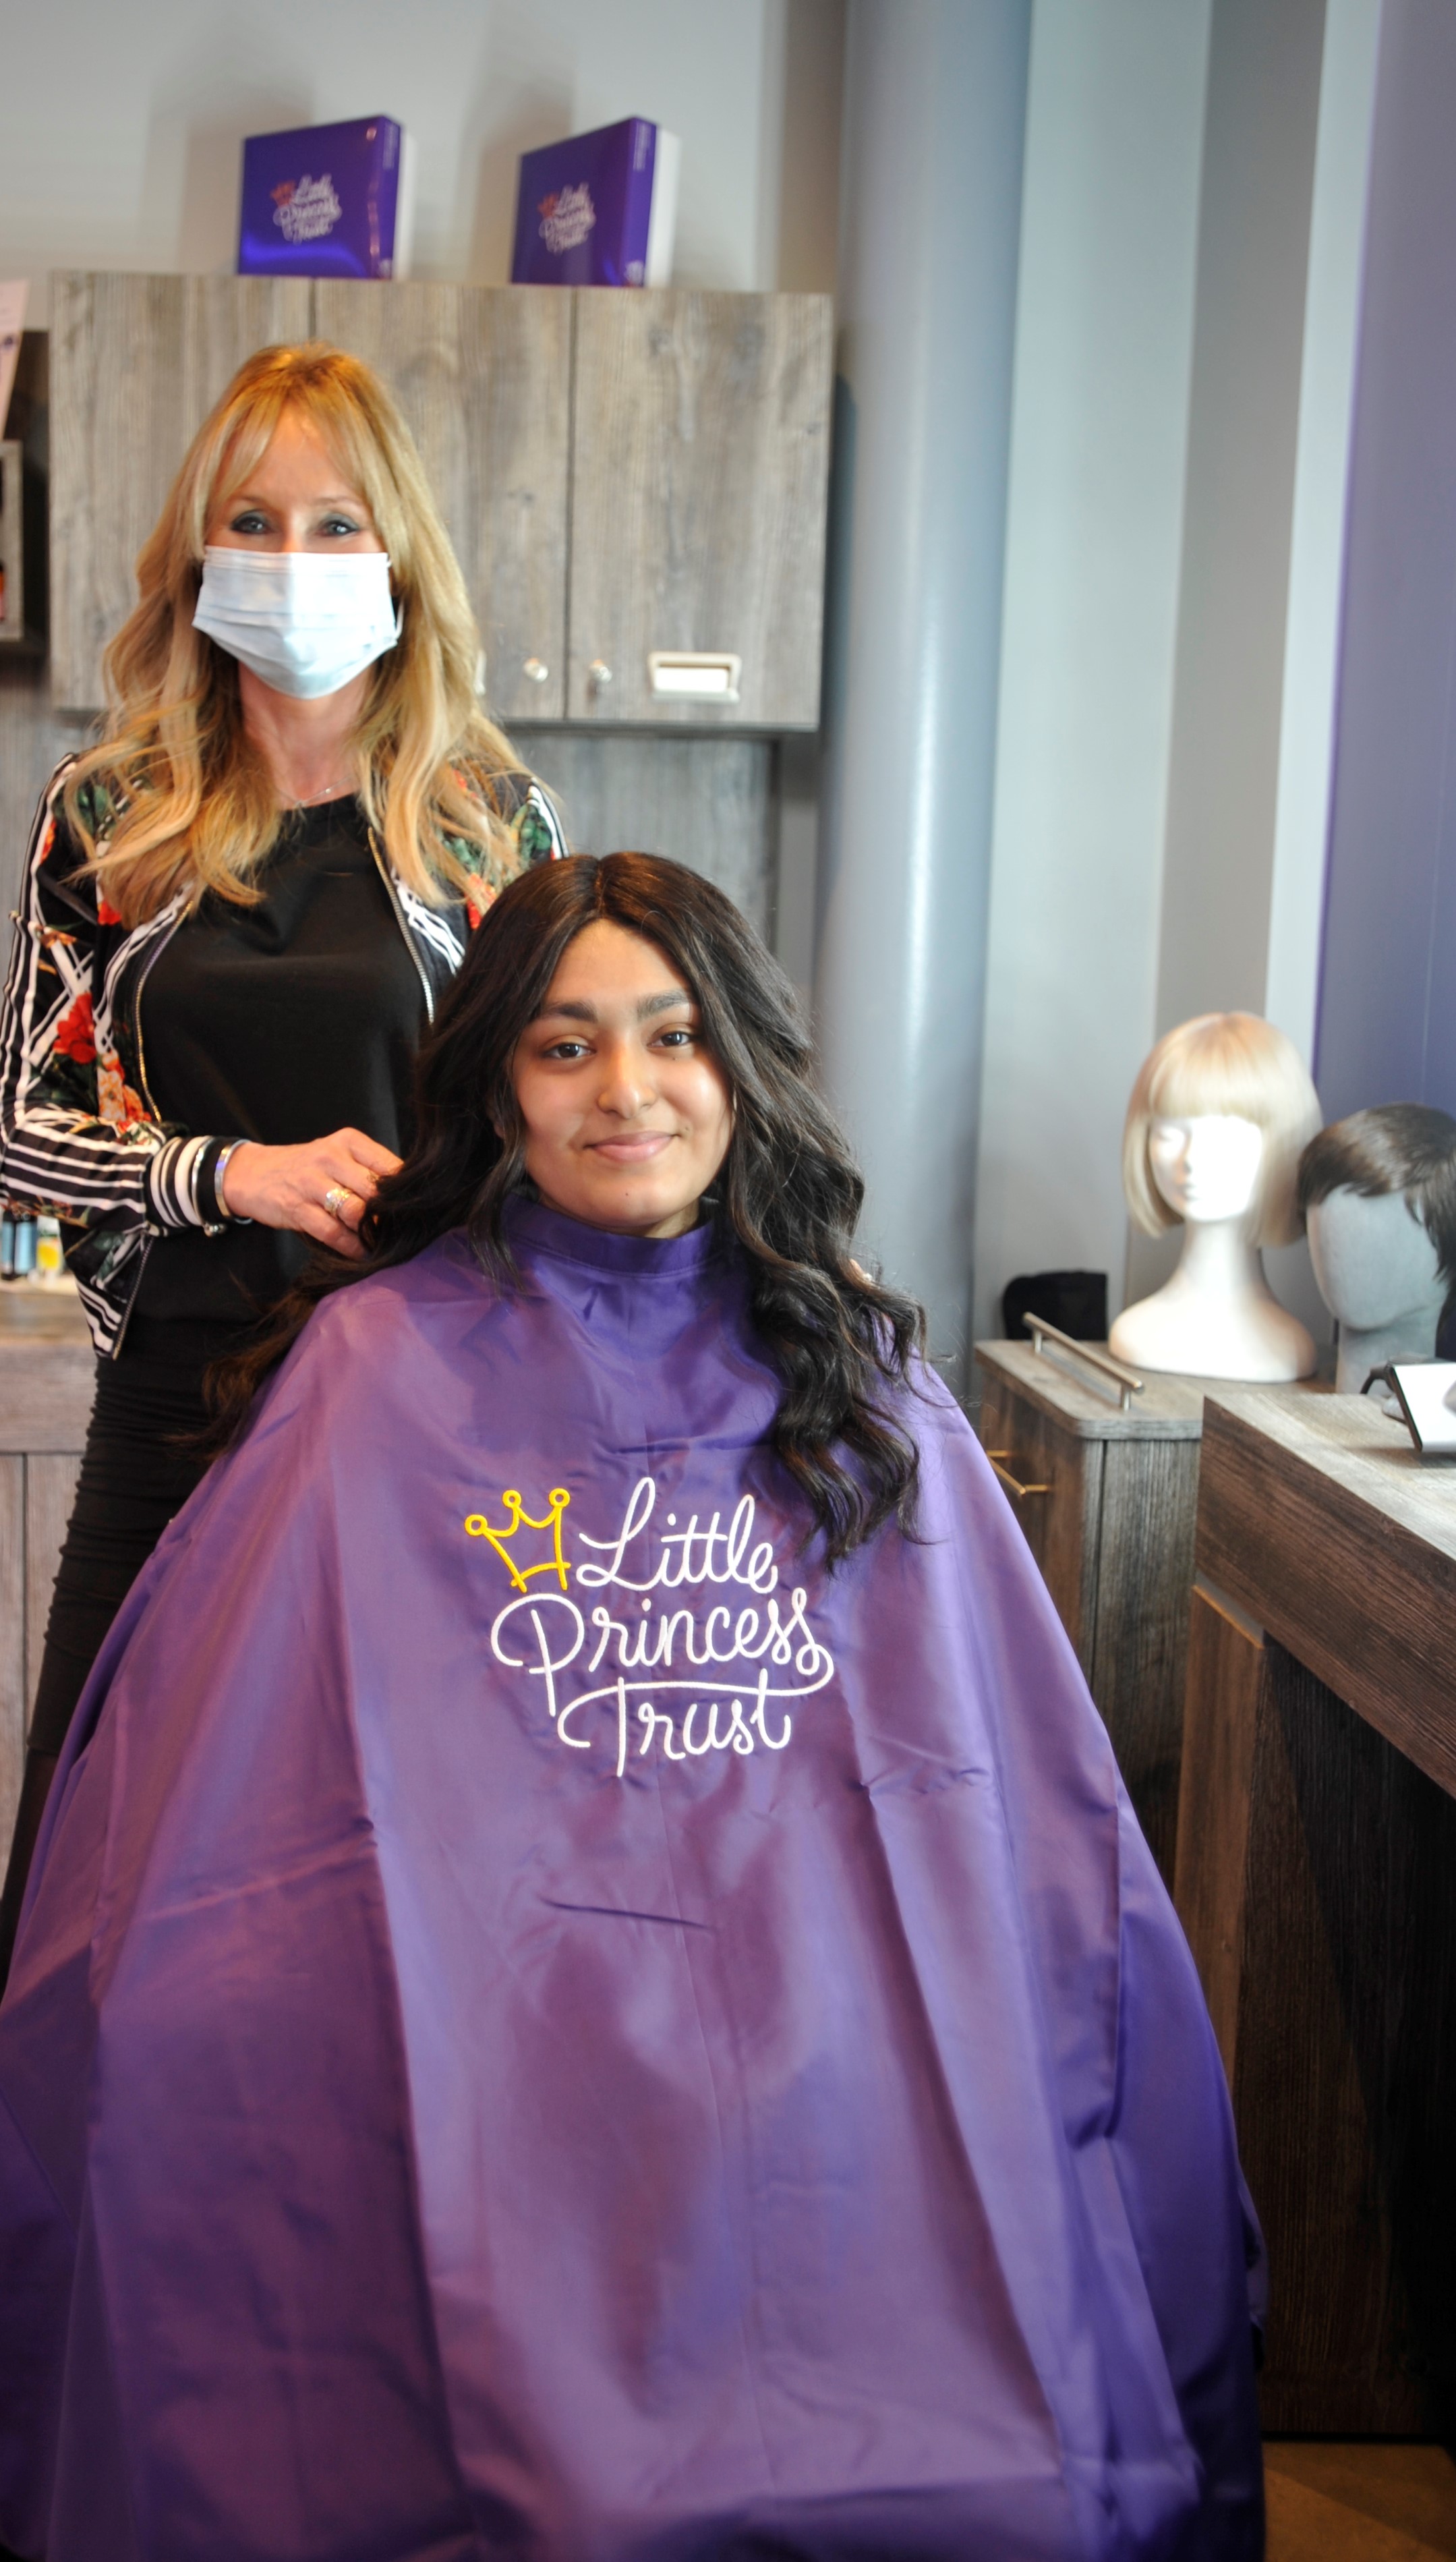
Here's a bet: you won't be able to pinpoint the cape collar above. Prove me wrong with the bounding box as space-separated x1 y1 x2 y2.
503 1195 726 1280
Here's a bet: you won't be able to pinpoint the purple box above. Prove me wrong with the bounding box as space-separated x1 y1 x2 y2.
238 117 412 281
511 118 679 289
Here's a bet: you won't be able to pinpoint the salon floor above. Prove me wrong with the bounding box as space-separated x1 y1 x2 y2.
1265 2443 1456 2558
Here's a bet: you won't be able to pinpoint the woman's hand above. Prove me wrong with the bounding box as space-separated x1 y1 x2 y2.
219 1129 402 1259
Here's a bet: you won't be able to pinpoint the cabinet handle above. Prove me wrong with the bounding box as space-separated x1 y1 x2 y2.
588 659 613 687
648 650 741 702
1023 1311 1143 1410
985 1451 1050 1500
523 658 550 685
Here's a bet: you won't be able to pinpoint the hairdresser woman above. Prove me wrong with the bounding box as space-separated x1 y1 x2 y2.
0 341 564 1962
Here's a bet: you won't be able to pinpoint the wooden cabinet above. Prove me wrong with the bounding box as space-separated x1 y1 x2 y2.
0 1294 94 1853
974 1338 1211 1885
1175 1390 1456 2435
314 282 571 725
568 292 832 729
50 274 312 709
47 275 832 730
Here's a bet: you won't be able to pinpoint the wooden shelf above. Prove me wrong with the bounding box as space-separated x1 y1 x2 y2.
0 440 42 652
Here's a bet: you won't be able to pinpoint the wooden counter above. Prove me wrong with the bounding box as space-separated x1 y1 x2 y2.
1175 1388 1456 2435
977 1339 1252 1881
0 1288 94 1848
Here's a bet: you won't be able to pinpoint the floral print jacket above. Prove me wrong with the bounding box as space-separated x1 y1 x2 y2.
0 758 566 1356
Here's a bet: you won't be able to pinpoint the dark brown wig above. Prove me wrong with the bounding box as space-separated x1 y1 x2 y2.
1298 1103 1456 1293
206 853 928 1562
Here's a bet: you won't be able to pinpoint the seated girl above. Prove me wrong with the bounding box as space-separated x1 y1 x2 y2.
0 855 1262 2562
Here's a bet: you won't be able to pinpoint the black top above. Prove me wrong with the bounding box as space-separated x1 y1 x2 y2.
134 798 432 1323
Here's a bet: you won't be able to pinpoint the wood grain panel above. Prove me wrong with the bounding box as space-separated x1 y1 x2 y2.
315 283 571 723
974 1339 1211 1440
568 291 833 729
977 1375 1100 1670
0 658 90 916
1174 1579 1266 2079
1233 1644 1456 2435
49 275 310 709
518 729 774 934
180 277 313 440
1198 1396 1456 1797
0 1336 94 1452
50 273 183 708
24 1454 82 1714
1089 1435 1202 1881
0 1460 23 1857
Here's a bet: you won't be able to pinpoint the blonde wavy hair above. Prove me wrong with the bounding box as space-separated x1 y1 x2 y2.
65 341 528 923
1122 1011 1322 1249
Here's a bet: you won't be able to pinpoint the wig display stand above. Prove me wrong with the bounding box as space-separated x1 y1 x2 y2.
973 1328 1318 1882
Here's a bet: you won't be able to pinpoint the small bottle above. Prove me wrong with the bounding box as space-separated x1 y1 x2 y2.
10 1214 37 1280
35 1214 65 1284
0 1209 15 1282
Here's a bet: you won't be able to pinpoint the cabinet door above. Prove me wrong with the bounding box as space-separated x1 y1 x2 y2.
315 283 571 725
976 1377 1102 1673
49 274 312 709
568 291 833 730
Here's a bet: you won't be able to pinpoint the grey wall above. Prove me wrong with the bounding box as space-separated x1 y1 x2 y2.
1315 0 1456 1122
974 0 1382 1351
0 0 803 318
971 0 1212 1343
1153 0 1327 1039
815 0 1030 1382
1123 0 1331 1323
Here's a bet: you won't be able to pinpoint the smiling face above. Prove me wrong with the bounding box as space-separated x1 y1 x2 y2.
1148 1114 1264 1225
509 920 734 1239
206 407 384 555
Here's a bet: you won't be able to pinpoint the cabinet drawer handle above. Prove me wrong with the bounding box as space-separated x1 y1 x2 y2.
986 1451 1050 1500
648 650 741 702
523 657 550 684
589 658 613 687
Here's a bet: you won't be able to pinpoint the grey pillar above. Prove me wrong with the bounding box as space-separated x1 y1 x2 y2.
815 0 1030 1386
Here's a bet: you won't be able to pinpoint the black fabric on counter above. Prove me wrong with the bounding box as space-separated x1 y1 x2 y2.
134 797 431 1323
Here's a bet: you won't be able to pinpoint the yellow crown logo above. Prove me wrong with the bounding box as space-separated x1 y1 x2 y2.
465 1487 572 1592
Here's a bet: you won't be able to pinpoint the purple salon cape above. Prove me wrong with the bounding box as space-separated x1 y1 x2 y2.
0 1205 1263 2562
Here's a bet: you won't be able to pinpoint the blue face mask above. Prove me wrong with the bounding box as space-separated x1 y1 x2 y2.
192 547 401 700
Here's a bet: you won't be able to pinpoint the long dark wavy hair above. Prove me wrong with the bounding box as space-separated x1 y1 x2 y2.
207 853 927 1560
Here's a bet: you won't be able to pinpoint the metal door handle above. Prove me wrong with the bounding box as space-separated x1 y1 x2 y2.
647 650 741 702
1024 1313 1143 1409
986 1451 1050 1500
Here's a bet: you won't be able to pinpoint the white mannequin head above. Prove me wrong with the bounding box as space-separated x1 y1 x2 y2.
1146 1115 1266 1226
1110 1014 1322 1380
1123 1013 1321 1246
1297 1104 1456 1390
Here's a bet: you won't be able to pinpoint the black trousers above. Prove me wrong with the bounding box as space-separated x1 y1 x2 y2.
1 1317 245 1981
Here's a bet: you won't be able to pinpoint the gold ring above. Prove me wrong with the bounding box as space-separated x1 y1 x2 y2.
324 1185 351 1219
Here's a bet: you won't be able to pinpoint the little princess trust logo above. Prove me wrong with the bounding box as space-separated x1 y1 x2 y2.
271 173 343 244
537 182 595 256
465 1476 834 1777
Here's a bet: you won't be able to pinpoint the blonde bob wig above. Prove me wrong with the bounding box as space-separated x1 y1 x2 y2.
1122 1012 1322 1248
65 341 529 924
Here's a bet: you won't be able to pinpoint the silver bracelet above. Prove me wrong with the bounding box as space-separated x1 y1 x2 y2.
209 1139 251 1231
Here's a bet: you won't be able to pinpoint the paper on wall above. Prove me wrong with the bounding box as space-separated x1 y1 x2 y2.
0 283 28 440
